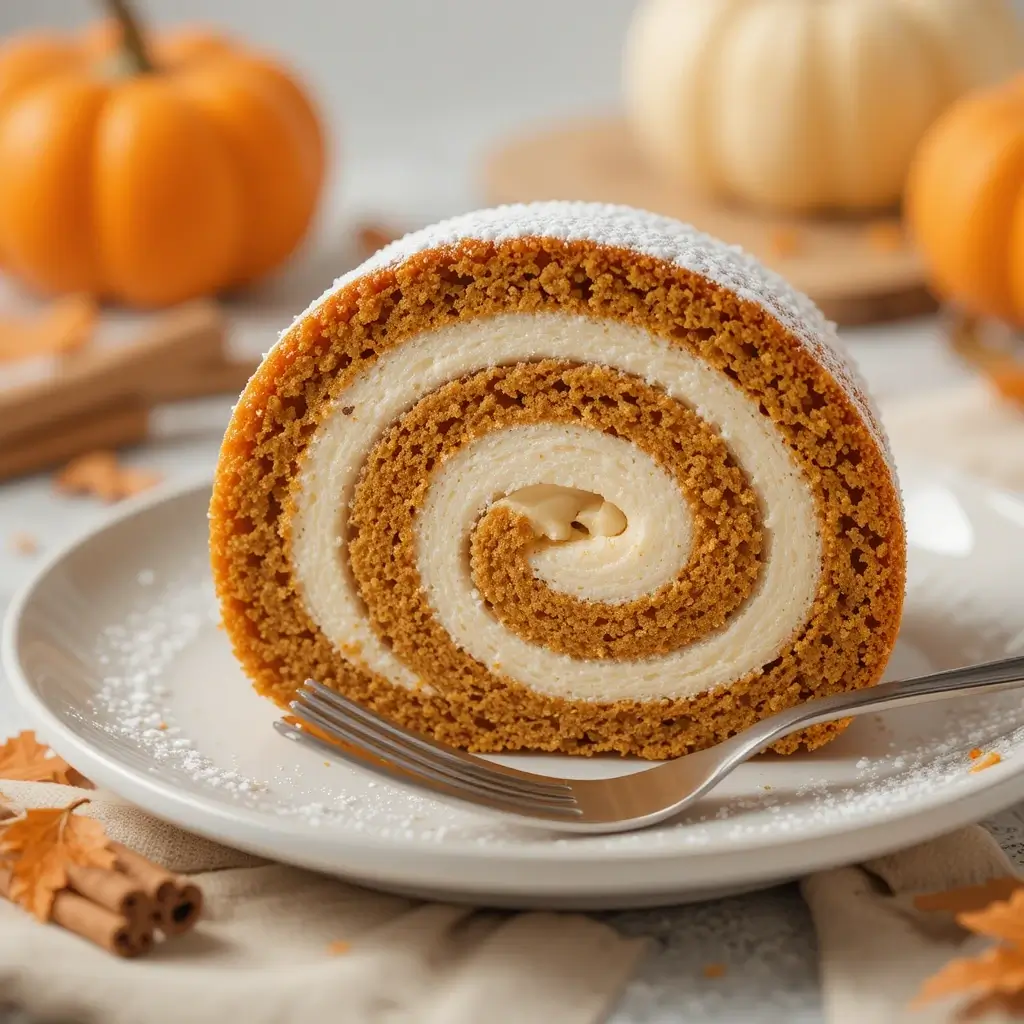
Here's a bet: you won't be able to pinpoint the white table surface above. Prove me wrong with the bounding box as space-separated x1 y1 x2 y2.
0 215 1014 1023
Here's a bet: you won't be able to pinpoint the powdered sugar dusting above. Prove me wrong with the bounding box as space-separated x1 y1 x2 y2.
279 201 894 481
91 571 266 799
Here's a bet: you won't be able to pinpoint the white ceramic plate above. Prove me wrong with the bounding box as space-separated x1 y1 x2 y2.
4 463 1024 909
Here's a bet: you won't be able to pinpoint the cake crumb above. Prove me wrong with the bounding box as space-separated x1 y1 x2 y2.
865 221 904 253
702 963 727 979
9 532 38 556
767 227 801 259
327 939 351 955
55 451 163 503
970 752 1002 773
969 748 983 760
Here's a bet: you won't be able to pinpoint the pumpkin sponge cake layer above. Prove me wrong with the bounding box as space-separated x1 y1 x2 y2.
210 201 906 760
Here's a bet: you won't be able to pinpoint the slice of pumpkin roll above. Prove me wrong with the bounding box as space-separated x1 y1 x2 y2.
210 201 906 760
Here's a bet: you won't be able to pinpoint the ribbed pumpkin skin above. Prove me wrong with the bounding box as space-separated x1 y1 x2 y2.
624 0 1022 214
0 23 325 307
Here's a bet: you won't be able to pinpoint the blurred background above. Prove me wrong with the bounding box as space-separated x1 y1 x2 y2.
0 0 1022 496
0 1 634 225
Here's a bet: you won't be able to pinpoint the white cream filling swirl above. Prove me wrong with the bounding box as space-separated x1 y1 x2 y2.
290 312 822 703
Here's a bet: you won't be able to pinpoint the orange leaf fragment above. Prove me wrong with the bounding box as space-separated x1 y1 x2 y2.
960 890 1024 946
0 798 115 920
9 532 37 556
914 945 1024 1008
54 451 162 503
915 877 1024 917
355 223 399 258
959 989 1024 1021
971 752 1003 773
0 294 96 364
970 748 983 760
767 227 801 260
327 939 351 955
0 731 88 786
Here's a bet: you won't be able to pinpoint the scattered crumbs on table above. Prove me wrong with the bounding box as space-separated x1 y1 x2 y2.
864 220 904 253
54 450 163 503
702 962 727 979
767 227 801 260
970 751 1002 773
969 748 983 760
9 531 38 556
327 939 351 955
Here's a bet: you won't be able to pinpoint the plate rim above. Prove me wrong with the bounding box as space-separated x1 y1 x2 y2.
5 467 1024 894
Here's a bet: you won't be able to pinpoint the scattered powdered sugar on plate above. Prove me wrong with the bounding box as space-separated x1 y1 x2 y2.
90 567 267 801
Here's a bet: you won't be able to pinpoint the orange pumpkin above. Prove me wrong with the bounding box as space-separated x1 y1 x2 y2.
906 75 1024 325
0 9 325 307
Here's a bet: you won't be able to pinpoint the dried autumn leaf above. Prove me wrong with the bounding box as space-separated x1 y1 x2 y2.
55 451 162 503
0 730 88 786
0 798 115 921
960 988 1024 1021
960 890 1024 945
915 877 1024 916
0 294 96 363
9 532 38 556
914 945 1024 1007
355 223 399 258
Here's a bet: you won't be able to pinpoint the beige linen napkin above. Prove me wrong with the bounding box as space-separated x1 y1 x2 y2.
803 827 1017 1023
0 781 647 1024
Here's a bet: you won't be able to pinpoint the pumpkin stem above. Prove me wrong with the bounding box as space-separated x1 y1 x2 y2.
104 0 154 74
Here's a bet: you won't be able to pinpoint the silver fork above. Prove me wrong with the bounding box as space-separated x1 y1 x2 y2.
273 654 1024 834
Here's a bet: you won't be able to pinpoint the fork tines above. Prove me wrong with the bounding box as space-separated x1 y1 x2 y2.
276 680 583 820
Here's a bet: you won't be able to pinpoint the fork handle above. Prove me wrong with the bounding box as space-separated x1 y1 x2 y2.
729 654 1024 762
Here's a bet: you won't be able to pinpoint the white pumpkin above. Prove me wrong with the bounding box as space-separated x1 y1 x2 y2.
623 0 1022 213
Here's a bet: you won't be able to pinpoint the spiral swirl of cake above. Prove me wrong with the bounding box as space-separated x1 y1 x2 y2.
210 202 906 759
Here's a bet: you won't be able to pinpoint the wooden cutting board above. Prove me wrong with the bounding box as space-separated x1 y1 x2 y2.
482 118 935 326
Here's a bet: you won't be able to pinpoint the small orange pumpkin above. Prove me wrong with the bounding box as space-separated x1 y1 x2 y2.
0 3 325 307
906 75 1024 326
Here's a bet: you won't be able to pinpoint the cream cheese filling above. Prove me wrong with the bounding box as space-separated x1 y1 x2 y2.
291 312 822 702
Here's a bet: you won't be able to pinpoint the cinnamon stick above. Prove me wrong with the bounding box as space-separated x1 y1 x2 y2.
65 862 154 923
160 879 203 936
0 866 152 958
0 398 148 483
0 299 225 444
111 842 203 935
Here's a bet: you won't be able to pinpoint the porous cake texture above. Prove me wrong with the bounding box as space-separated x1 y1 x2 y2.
210 201 905 759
